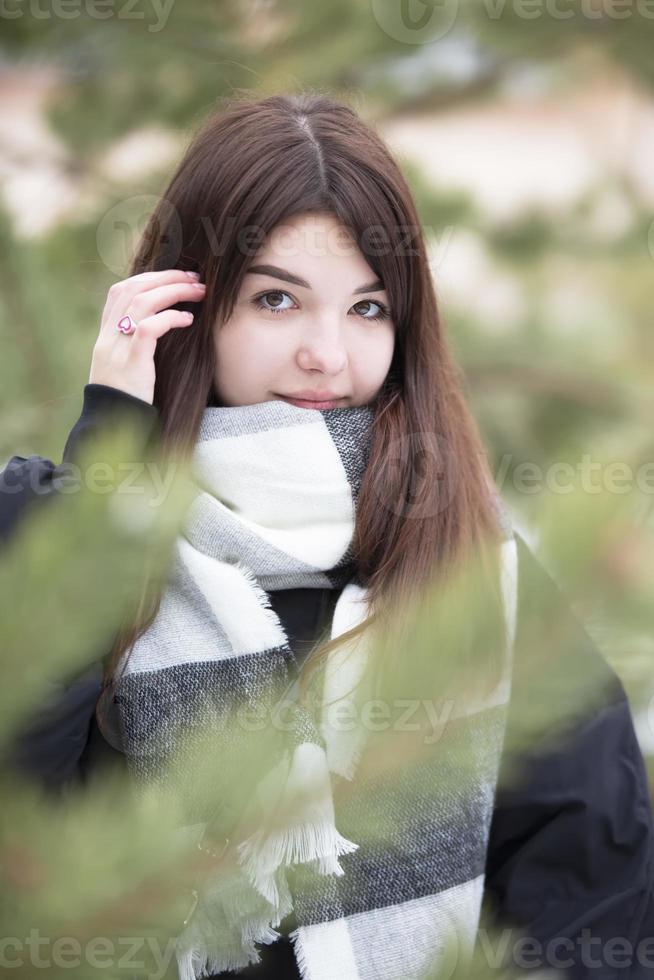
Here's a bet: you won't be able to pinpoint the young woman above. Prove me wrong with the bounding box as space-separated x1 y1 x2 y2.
3 93 653 980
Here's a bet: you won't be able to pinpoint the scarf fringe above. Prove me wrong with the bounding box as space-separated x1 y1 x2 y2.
325 723 368 781
237 817 359 906
174 856 294 979
231 556 291 642
288 928 311 980
176 946 260 980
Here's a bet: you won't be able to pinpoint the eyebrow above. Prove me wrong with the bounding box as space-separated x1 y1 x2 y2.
246 263 385 294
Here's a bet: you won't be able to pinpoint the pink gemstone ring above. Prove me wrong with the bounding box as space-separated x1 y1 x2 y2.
116 314 137 335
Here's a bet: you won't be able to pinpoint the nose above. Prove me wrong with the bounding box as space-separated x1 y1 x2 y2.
296 319 348 375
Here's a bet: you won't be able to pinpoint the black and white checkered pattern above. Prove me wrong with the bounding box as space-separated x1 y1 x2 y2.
112 397 518 980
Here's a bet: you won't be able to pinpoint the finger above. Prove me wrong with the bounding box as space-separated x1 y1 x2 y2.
104 269 202 325
104 282 205 337
121 309 195 351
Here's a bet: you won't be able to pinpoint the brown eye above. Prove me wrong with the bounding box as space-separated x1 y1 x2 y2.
251 290 294 315
266 291 285 308
352 300 390 321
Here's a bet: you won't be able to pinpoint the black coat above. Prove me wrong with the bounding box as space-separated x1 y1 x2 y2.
2 384 654 980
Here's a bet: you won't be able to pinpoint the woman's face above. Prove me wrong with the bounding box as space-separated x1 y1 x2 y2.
212 212 396 408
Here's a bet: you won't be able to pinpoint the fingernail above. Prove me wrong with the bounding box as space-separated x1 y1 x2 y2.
185 271 201 280
192 282 206 289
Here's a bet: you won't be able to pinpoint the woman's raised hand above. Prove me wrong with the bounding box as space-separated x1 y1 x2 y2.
89 269 206 405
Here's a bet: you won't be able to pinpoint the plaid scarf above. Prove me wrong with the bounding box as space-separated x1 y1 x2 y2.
111 397 518 980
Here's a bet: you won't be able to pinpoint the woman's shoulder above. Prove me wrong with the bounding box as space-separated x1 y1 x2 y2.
0 385 161 545
1 384 159 478
7 660 106 792
60 383 160 465
486 524 654 954
510 526 627 714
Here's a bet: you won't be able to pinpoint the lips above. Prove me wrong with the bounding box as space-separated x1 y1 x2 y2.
275 389 347 409
278 395 344 409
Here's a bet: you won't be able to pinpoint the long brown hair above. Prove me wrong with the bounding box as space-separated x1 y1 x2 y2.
98 90 507 734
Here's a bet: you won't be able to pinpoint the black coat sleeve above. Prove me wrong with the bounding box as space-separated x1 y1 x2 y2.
482 533 654 979
0 383 160 547
1 384 160 793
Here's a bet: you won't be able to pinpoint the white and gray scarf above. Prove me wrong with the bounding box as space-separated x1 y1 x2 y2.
111 397 518 980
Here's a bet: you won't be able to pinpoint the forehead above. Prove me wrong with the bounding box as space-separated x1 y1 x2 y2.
252 213 386 292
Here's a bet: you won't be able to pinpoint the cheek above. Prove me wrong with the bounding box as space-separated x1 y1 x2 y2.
353 325 395 378
214 317 283 373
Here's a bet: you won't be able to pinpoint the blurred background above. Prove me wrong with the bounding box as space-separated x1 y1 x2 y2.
1 1 653 776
